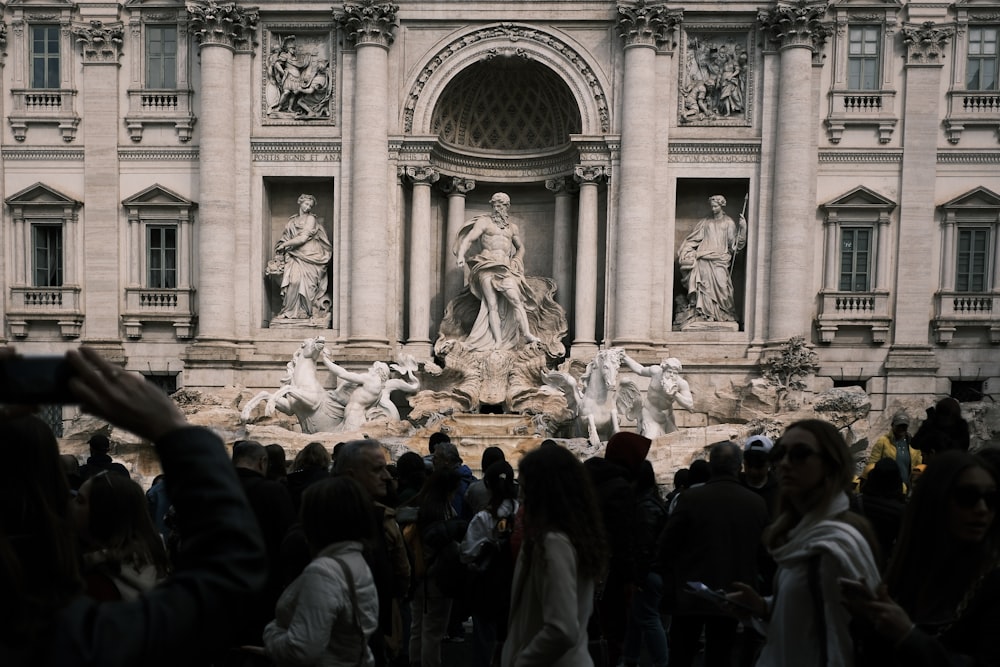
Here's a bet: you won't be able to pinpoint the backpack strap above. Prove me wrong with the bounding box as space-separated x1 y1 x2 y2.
331 556 368 667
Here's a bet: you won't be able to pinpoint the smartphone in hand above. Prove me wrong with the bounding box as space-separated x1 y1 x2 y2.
685 581 755 613
0 354 78 404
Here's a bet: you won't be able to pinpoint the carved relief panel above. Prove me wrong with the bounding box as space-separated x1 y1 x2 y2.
261 25 336 124
678 26 755 127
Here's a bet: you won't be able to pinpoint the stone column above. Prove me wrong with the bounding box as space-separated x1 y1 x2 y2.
573 166 607 353
187 1 258 345
758 2 829 342
613 3 681 348
232 31 256 343
545 177 577 317
337 1 398 348
893 23 954 347
75 20 124 346
823 213 838 290
441 177 476 306
402 166 439 354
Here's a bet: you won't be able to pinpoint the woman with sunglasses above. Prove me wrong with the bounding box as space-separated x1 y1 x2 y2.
846 450 998 666
726 419 880 666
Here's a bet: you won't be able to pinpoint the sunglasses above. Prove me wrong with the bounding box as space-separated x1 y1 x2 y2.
769 444 820 465
951 485 998 510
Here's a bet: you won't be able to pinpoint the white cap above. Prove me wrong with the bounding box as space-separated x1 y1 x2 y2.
743 435 774 454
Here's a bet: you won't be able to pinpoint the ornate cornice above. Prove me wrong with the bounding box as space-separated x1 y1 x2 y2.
901 21 954 65
404 24 612 135
186 1 259 50
2 148 85 161
119 148 200 161
73 20 124 64
758 1 830 51
668 142 760 163
817 150 902 163
400 165 440 185
937 151 1000 165
335 0 398 49
616 1 682 48
431 143 579 182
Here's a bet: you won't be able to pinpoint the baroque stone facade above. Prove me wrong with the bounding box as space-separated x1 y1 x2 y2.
2 0 999 427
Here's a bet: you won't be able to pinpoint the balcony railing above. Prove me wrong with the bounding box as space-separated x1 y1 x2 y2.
944 90 1000 143
826 90 897 144
123 287 196 339
933 291 1000 344
8 89 80 142
7 285 84 338
125 89 196 142
816 290 891 344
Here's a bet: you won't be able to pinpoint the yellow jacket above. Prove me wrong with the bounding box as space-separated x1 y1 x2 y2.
867 434 923 492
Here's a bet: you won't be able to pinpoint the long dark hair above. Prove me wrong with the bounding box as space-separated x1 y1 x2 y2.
0 415 82 644
518 444 608 580
413 469 461 527
84 472 170 577
886 451 1000 612
300 477 375 554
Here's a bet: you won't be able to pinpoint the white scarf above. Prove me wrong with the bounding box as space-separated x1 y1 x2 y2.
771 491 880 591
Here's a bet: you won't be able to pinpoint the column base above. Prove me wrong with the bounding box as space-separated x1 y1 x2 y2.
568 341 599 361
401 341 433 360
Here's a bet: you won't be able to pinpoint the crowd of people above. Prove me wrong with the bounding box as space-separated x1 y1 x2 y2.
1 346 998 667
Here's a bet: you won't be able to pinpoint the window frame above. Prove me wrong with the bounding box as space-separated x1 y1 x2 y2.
824 5 900 145
31 222 64 287
955 226 993 292
145 222 179 289
966 25 998 92
846 25 881 91
839 225 874 292
144 24 179 90
29 24 61 90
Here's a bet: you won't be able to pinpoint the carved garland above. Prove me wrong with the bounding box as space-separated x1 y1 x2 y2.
404 23 612 134
0 22 7 51
186 0 259 49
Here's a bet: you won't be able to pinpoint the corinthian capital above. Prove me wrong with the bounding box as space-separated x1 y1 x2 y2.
616 1 682 48
901 22 954 65
187 1 259 50
73 20 124 63
758 1 830 51
336 0 399 49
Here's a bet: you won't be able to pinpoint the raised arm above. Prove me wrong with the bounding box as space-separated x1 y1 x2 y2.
621 353 651 377
55 347 267 665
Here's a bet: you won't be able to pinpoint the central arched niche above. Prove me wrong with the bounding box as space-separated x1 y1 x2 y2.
430 58 582 153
